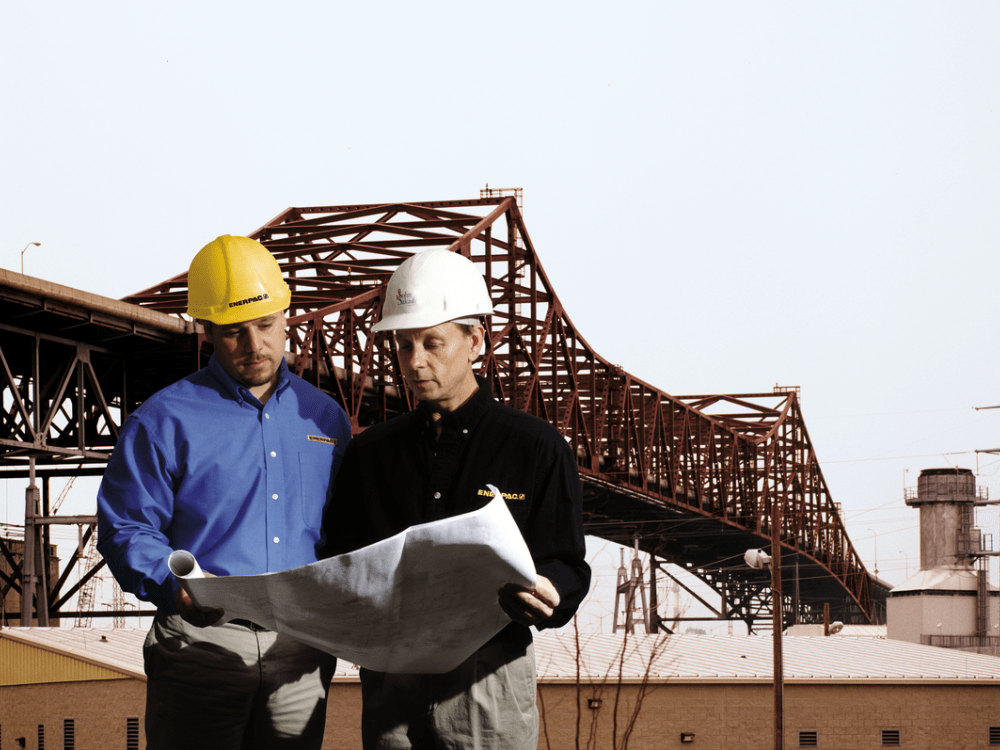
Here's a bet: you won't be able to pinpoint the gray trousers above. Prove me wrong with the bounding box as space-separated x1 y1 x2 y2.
360 638 538 750
143 613 337 750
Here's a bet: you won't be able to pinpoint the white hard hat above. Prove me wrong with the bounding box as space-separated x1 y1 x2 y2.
373 248 493 332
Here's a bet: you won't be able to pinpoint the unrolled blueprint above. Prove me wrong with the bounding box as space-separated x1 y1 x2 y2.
168 488 536 674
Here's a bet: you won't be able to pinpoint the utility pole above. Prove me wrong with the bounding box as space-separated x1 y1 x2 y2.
771 494 784 750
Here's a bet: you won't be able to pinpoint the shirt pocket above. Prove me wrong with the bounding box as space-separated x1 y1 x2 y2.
502 490 533 524
298 446 336 530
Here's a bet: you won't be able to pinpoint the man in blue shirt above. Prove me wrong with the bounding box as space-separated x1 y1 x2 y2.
98 235 352 749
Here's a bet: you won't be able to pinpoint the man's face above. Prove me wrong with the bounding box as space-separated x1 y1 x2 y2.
204 311 286 395
394 322 483 413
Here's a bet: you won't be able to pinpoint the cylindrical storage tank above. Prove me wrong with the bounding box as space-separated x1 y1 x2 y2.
906 468 977 571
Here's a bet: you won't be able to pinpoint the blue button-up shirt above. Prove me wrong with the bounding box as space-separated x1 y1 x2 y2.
97 354 351 613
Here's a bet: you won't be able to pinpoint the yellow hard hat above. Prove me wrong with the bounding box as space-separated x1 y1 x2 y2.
186 235 291 325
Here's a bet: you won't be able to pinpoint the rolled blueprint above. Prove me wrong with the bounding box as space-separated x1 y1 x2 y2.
167 549 208 609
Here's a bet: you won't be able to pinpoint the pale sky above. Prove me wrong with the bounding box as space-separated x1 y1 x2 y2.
2 2 999 629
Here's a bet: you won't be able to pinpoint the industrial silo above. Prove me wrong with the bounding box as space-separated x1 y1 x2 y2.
886 468 999 652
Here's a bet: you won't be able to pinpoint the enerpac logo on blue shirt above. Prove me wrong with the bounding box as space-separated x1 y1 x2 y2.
307 435 338 445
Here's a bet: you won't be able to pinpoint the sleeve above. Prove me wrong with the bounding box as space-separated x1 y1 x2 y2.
96 412 181 613
316 439 376 558
528 435 593 631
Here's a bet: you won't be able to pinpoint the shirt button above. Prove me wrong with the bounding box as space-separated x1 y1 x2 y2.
462 428 469 435
433 491 441 499
270 451 277 457
265 413 270 419
273 537 280 544
272 494 279 500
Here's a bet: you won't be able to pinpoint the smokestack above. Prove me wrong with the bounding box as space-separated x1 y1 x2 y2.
905 468 978 571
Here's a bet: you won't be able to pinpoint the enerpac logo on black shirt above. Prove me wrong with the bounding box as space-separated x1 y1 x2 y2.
479 488 526 501
228 292 270 309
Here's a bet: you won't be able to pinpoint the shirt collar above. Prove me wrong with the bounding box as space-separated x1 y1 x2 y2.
418 375 494 436
207 354 290 407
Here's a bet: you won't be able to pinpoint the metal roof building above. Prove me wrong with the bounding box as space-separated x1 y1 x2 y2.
532 630 1000 683
9 627 1000 685
5 627 1000 749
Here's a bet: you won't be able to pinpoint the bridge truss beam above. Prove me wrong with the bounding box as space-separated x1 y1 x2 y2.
127 197 881 626
0 198 885 626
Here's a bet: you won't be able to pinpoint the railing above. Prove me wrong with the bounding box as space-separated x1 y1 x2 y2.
922 634 1000 651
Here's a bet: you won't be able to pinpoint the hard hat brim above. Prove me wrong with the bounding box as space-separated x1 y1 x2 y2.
372 310 489 333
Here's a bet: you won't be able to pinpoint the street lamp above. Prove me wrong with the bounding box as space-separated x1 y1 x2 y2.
745 536 783 750
21 242 41 274
866 528 879 575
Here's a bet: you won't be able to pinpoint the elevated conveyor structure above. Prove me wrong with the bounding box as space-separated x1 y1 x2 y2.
1 196 888 627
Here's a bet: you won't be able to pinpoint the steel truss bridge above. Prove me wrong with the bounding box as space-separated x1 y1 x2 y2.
0 195 888 630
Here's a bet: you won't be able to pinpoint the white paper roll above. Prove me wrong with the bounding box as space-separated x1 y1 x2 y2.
167 549 207 608
168 550 203 579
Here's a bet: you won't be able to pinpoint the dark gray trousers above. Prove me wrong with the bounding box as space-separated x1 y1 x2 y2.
143 613 336 750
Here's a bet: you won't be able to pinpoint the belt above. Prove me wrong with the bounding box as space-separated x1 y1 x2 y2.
230 618 268 632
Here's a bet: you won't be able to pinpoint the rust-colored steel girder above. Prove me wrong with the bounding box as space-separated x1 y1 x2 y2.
124 197 879 625
0 270 198 468
0 269 198 623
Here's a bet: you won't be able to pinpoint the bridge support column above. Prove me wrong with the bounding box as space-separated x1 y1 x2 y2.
21 458 50 626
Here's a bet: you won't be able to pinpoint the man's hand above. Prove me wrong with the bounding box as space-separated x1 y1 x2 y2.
175 572 224 628
498 575 561 627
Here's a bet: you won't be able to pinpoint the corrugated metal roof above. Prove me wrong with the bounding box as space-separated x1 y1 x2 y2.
786 623 886 637
891 567 983 594
532 632 1000 684
6 627 1000 687
0 626 361 683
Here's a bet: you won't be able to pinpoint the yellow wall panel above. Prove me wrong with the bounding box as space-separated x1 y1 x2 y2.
0 640 129 685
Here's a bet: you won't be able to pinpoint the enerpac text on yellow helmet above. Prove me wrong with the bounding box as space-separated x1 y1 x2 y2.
186 235 291 325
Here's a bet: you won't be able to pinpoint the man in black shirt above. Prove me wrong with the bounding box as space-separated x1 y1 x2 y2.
319 247 591 750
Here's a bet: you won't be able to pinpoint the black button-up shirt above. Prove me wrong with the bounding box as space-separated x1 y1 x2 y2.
319 377 591 634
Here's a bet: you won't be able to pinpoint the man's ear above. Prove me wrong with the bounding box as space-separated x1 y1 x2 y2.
469 324 486 361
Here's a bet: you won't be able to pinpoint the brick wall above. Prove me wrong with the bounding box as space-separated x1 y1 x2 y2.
5 678 1000 750
536 681 1000 750
1 680 145 750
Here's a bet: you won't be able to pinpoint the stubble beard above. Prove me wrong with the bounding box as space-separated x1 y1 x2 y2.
237 357 279 388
